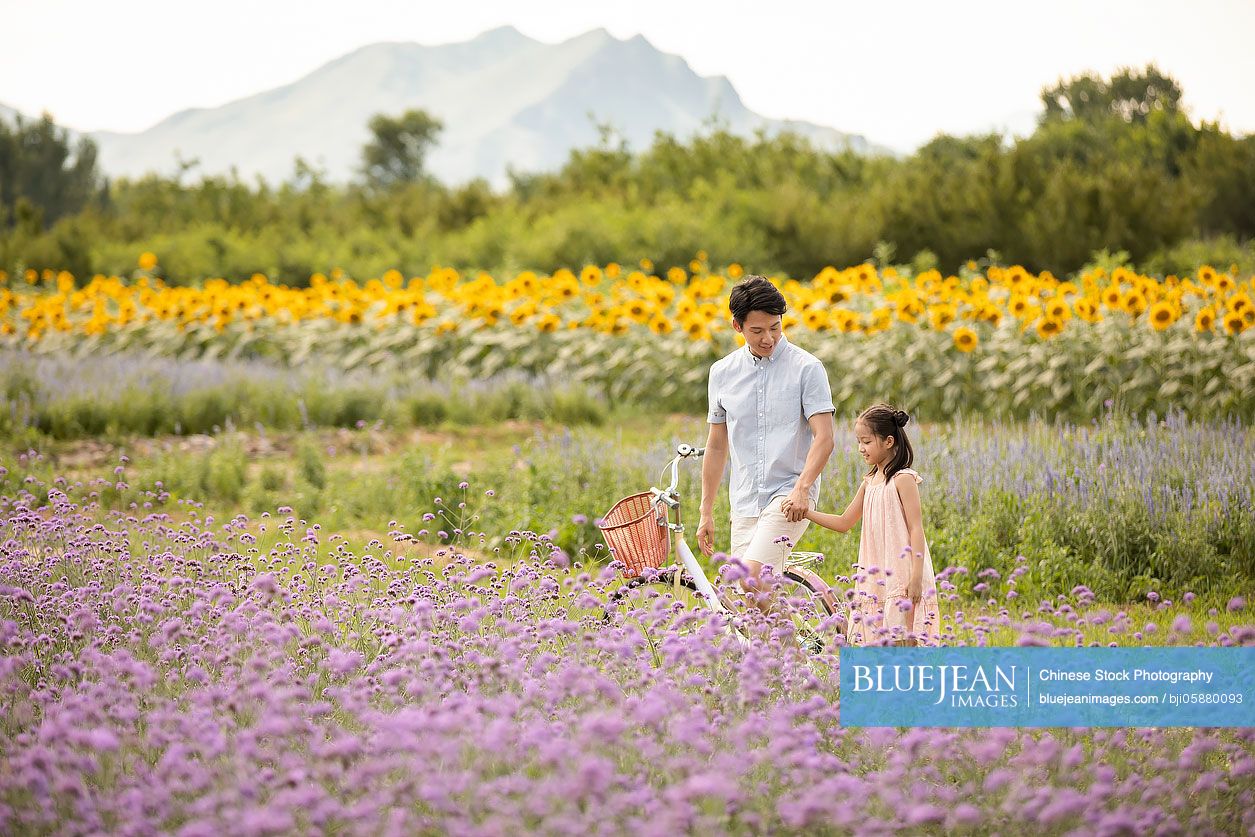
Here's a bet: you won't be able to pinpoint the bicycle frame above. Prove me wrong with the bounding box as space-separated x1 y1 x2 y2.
648 444 728 613
644 444 843 629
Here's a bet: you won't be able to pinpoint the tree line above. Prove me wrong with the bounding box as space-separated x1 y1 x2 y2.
2 64 1253 282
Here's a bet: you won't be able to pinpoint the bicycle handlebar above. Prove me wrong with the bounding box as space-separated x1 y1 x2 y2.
652 443 704 507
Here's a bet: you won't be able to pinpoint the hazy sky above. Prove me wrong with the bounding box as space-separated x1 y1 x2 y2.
3 0 1253 152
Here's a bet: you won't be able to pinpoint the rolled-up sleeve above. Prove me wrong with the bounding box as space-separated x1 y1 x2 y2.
707 364 726 424
801 361 836 419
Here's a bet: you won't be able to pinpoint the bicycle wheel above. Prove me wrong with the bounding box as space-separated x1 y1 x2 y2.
601 567 707 625
774 570 845 653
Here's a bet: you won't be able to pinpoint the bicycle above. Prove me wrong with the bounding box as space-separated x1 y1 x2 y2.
597 443 846 650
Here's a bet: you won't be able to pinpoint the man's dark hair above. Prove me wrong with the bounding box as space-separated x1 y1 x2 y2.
728 276 786 325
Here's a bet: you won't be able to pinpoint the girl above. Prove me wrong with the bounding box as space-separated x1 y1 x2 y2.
783 403 941 646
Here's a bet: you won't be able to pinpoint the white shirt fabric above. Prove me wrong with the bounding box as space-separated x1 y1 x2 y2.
707 333 836 517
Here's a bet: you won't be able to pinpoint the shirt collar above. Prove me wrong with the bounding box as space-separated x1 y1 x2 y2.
746 331 789 364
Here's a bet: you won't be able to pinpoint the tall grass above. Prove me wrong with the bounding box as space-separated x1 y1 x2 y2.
0 349 609 440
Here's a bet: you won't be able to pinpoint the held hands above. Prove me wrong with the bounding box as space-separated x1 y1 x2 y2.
780 487 811 523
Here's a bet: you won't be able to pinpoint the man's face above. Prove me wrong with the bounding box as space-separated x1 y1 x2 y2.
733 310 782 358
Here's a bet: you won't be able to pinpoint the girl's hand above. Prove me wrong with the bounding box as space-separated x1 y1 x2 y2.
906 571 923 604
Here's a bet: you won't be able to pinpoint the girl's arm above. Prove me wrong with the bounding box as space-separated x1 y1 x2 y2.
894 473 927 599
803 479 866 533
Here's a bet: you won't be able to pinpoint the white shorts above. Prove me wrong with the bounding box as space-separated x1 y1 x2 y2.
729 495 811 573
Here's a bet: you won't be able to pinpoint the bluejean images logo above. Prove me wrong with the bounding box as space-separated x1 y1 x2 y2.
839 647 1254 727
851 662 1020 708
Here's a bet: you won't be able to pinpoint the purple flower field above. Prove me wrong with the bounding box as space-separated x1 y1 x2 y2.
2 470 1254 835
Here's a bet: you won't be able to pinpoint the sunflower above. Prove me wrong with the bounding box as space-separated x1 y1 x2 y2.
517 272 538 294
509 305 535 326
1195 307 1215 333
412 303 436 325
1223 311 1246 335
1147 302 1176 331
648 314 673 335
803 309 829 330
1044 298 1071 321
1122 291 1148 316
953 327 978 352
835 310 860 333
1036 318 1064 339
625 300 650 323
894 303 919 324
929 305 957 329
1074 298 1100 322
1198 265 1217 285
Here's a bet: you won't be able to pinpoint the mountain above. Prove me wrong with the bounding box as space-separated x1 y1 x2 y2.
85 27 884 186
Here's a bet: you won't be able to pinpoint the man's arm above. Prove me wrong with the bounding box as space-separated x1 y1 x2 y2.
782 411 835 522
697 421 729 556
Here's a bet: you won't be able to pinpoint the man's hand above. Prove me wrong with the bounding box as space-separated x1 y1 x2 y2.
782 485 810 523
697 515 715 556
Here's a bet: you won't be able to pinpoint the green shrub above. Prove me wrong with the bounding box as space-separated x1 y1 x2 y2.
296 437 326 489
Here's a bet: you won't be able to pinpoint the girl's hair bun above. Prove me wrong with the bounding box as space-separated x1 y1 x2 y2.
893 410 910 427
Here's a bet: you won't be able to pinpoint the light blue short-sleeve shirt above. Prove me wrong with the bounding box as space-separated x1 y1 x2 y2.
707 333 837 517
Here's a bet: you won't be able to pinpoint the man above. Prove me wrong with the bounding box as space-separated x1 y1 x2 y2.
697 275 836 592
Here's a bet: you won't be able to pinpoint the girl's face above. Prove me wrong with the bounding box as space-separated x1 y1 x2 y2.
855 419 894 468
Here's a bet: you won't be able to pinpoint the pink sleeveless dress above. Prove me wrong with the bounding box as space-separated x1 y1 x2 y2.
848 467 942 646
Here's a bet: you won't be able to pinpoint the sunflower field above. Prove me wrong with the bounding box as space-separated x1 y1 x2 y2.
2 255 1253 420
